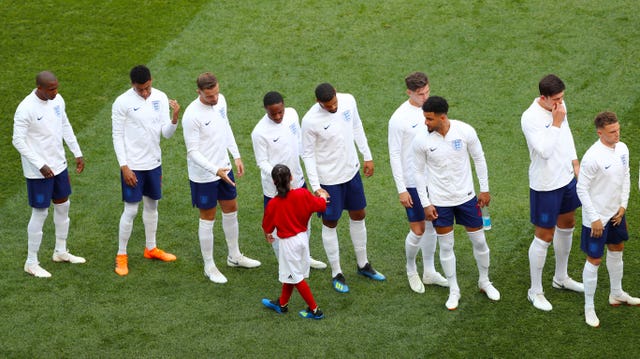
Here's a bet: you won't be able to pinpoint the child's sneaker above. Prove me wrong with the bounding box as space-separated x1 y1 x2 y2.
261 298 288 314
298 307 324 320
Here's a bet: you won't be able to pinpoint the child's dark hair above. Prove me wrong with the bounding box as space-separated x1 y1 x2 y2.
271 164 291 198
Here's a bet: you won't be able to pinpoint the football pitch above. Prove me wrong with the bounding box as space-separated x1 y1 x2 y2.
1 1 639 357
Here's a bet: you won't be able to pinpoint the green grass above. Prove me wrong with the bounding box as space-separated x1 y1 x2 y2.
2 0 640 357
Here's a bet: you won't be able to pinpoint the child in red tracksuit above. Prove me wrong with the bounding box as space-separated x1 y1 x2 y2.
261 164 329 319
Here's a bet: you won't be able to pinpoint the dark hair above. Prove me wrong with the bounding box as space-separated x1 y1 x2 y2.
197 72 218 90
130 65 151 84
422 96 448 114
271 164 291 198
594 111 618 129
538 74 565 97
405 72 429 91
315 83 336 102
263 91 284 107
35 71 57 86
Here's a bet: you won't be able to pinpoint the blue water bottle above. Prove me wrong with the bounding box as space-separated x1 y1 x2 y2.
481 207 492 230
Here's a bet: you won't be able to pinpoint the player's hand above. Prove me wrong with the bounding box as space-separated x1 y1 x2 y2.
551 102 566 127
75 157 85 174
265 232 274 244
399 191 413 208
315 188 330 202
234 158 244 177
425 205 438 222
611 207 625 226
169 99 180 124
216 167 236 187
39 164 54 178
121 165 137 187
363 160 374 177
590 219 604 238
477 192 491 207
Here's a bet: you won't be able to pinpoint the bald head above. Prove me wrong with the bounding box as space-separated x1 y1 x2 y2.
35 71 59 101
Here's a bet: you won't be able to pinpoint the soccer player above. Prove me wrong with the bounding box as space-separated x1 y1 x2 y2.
301 83 384 293
13 71 86 277
251 91 327 270
261 164 329 320
577 111 639 327
111 65 180 276
182 72 260 283
521 74 583 312
412 96 500 310
388 72 447 293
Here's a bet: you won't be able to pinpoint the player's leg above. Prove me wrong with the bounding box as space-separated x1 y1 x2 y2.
50 169 84 264
606 217 639 306
421 220 448 287
580 224 603 327
406 220 425 293
319 183 348 292
24 177 54 277
552 178 583 292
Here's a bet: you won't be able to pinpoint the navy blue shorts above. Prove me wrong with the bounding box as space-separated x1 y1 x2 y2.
190 171 237 209
26 169 72 208
320 172 366 221
580 216 628 258
530 177 581 228
121 166 162 202
405 187 426 222
433 197 483 229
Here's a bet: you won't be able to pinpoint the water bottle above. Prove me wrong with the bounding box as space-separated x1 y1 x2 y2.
481 207 492 231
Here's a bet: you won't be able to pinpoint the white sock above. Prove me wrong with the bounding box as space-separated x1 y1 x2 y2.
405 230 421 275
553 226 574 281
438 231 459 294
468 229 491 284
53 200 70 253
322 225 342 277
199 219 215 269
421 221 438 275
349 219 368 268
118 202 139 255
529 236 550 294
27 207 48 264
222 211 241 259
583 261 599 309
606 250 624 297
142 197 158 250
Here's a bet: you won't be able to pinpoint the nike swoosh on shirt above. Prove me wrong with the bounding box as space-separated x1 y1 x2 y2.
411 123 418 128
273 137 280 142
545 124 551 128
604 164 612 169
429 147 437 152
133 107 141 111
324 124 331 130
205 121 211 126
37 116 43 121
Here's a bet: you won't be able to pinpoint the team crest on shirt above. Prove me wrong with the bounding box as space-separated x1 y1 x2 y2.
152 101 160 112
289 122 297 135
54 105 61 117
452 139 463 151
343 110 351 122
219 107 226 119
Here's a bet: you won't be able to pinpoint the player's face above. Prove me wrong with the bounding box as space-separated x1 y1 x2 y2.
407 84 430 107
132 80 152 100
423 111 442 133
37 80 59 100
318 96 338 113
539 91 564 111
266 102 285 123
598 122 620 147
198 84 220 106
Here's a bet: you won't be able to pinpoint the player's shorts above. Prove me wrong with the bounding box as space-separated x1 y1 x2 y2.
26 169 72 208
433 197 483 229
264 182 308 209
278 232 310 284
580 216 628 258
320 172 366 221
405 187 426 222
121 166 162 202
190 171 237 209
530 177 581 228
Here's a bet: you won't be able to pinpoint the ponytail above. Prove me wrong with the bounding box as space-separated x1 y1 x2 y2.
271 164 291 198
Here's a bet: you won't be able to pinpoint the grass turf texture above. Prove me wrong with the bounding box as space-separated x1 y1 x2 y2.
1 0 640 357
